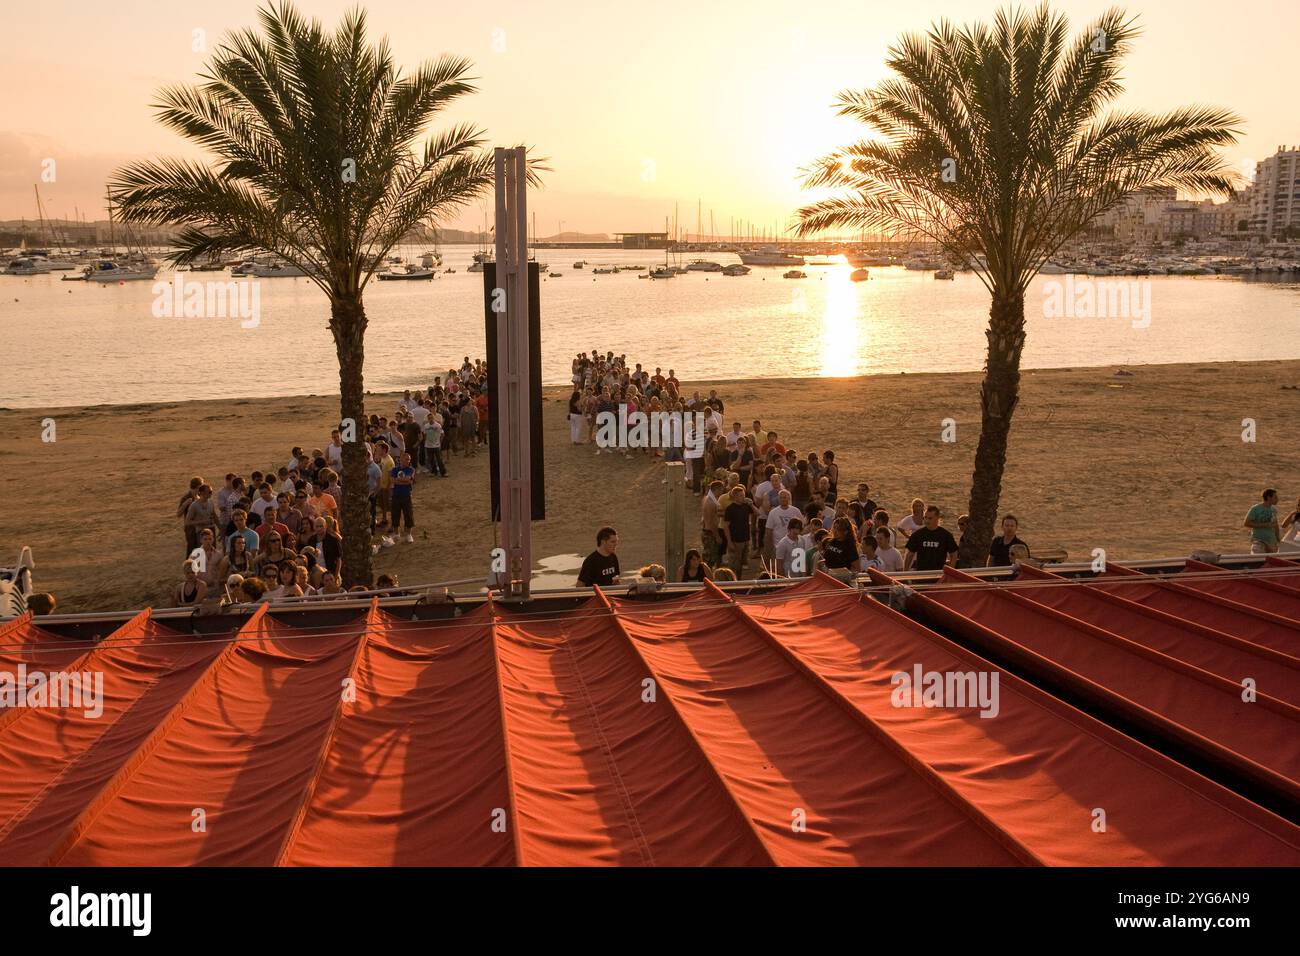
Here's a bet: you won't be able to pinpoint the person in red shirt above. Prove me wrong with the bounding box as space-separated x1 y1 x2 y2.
474 390 490 443
256 505 293 552
759 431 787 459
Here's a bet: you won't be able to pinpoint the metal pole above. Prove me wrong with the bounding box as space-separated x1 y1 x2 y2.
664 461 685 582
494 147 532 601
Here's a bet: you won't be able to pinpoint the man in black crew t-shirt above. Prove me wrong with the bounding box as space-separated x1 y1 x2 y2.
904 506 959 572
577 526 621 587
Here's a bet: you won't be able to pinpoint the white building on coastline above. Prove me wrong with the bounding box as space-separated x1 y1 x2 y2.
1249 146 1300 237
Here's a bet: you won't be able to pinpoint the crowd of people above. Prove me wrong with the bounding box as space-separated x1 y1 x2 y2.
164 349 1300 606
169 359 492 607
565 350 1037 585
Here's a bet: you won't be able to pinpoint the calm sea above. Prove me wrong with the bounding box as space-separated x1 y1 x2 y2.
2 245 1297 408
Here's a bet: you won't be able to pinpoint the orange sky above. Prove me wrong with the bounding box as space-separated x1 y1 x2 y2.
1 0 1292 235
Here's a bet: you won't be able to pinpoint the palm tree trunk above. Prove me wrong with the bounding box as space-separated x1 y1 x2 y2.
330 292 373 587
960 289 1026 566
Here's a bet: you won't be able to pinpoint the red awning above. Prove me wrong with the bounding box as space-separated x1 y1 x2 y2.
2 573 1298 866
889 563 1300 810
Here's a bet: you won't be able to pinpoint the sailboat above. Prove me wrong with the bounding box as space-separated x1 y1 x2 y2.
529 213 548 271
77 192 157 281
468 209 493 272
649 217 675 278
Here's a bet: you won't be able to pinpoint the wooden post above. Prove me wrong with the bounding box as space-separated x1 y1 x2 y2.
664 461 685 581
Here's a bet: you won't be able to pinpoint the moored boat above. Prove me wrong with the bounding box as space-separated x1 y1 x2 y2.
82 259 158 282
740 248 805 267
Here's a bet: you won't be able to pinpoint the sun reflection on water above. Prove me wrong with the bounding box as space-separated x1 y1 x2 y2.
819 269 863 377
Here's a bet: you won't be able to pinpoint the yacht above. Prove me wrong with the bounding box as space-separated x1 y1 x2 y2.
648 266 675 279
4 256 53 275
82 259 158 282
721 264 750 276
377 264 435 281
685 259 723 272
934 269 955 280
231 257 304 277
740 248 805 267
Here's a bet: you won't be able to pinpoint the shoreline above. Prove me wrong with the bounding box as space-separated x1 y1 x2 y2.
6 356 1300 415
2 358 1299 612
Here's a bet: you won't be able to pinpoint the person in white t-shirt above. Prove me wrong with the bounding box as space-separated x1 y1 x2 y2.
897 498 926 542
410 401 430 427
326 429 344 470
874 526 905 573
775 518 813 577
1281 496 1300 552
726 422 743 453
765 490 803 556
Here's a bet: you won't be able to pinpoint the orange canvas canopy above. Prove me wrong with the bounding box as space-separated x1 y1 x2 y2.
1 572 1297 866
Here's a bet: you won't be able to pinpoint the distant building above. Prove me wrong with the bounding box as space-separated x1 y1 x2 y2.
1090 185 1255 242
1249 146 1300 236
616 232 668 250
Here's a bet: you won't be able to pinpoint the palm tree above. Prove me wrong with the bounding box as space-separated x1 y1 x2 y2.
795 4 1240 564
113 1 537 586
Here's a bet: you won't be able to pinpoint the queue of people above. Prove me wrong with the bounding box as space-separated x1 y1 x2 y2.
168 359 495 608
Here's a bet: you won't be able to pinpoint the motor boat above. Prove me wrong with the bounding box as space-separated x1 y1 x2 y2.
721 264 750 276
740 248 804 267
849 268 870 282
573 261 586 269
592 266 617 275
934 269 955 280
4 256 52 275
548 272 562 278
231 257 304 277
377 265 435 281
685 259 723 272
649 267 675 279
82 259 158 282
782 269 807 279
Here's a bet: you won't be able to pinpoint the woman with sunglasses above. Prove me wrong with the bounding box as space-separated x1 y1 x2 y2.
264 561 303 602
253 532 293 577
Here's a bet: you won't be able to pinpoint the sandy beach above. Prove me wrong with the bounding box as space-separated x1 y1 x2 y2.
2 358 1299 612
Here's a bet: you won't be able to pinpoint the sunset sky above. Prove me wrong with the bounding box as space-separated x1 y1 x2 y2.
1 0 1293 236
